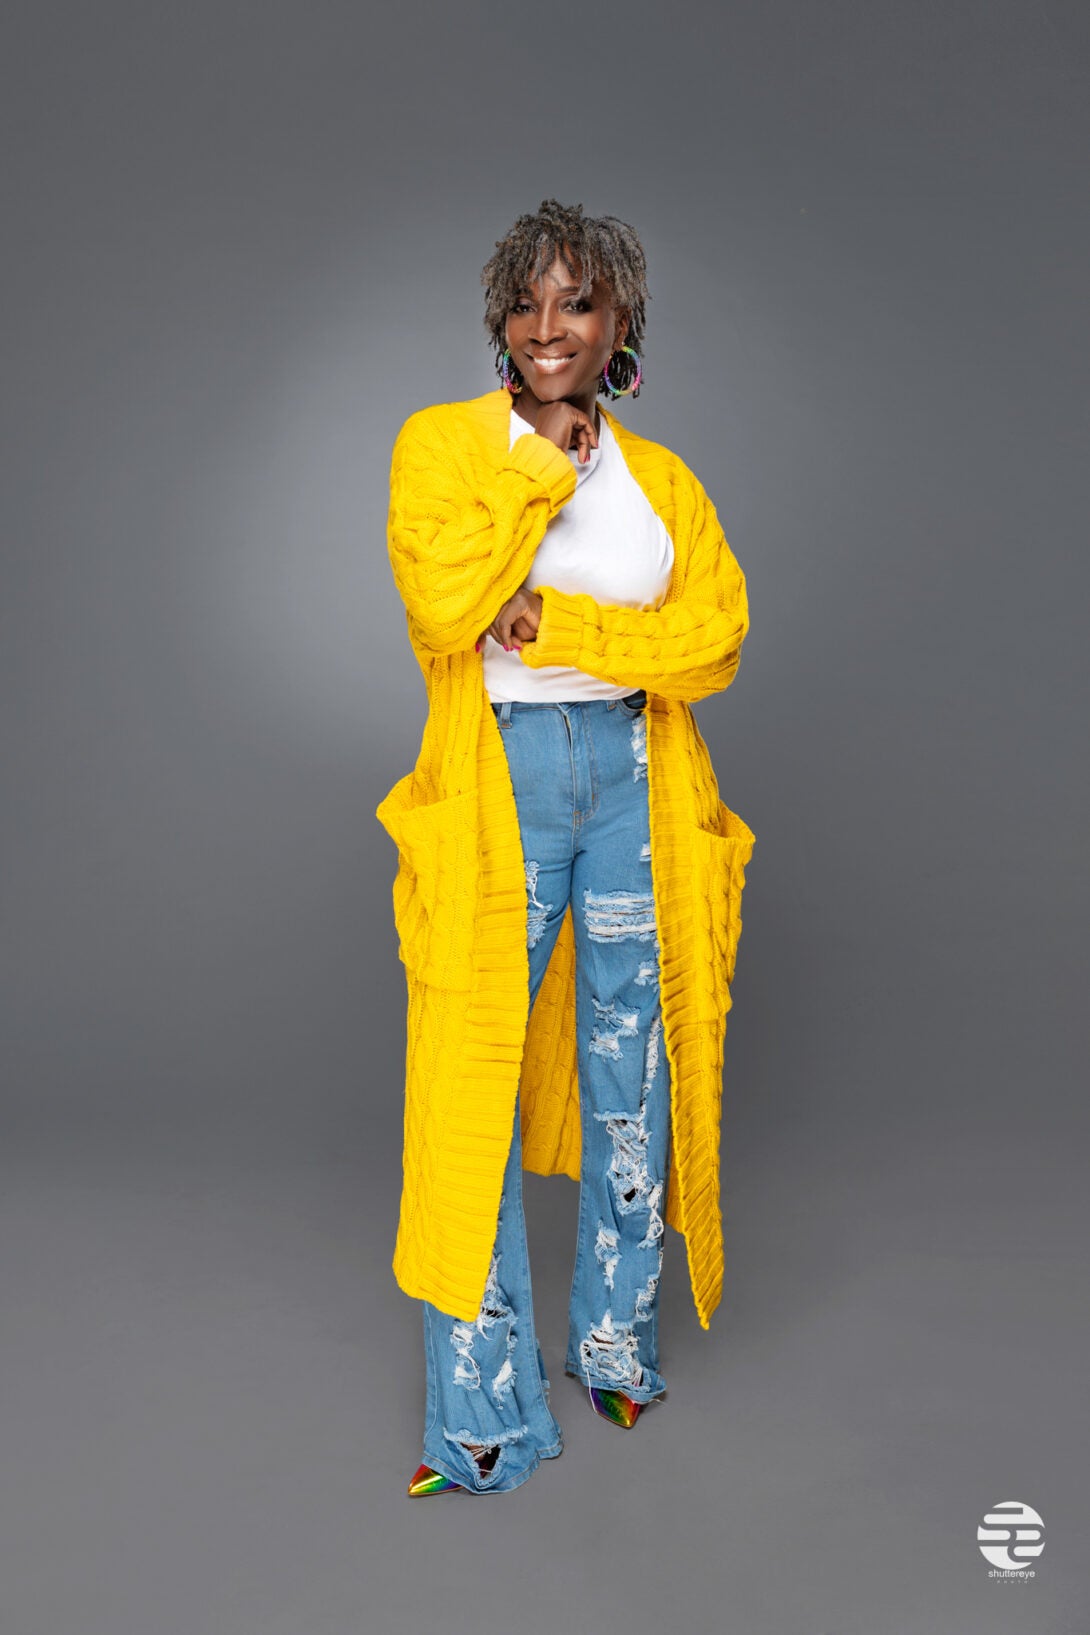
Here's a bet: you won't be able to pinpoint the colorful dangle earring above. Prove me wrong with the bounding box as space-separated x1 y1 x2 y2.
601 344 642 400
500 348 524 395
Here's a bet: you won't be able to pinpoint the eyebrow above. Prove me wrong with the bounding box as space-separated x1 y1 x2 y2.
516 283 590 296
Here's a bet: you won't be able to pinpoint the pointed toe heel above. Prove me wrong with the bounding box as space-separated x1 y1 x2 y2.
588 1386 643 1429
407 1462 465 1496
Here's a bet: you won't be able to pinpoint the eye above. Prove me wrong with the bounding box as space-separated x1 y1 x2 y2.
566 299 593 312
511 300 532 313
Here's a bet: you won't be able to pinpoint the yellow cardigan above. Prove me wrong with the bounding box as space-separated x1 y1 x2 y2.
376 387 755 1329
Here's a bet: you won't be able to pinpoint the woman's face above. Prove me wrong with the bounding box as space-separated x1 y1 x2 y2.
504 247 628 407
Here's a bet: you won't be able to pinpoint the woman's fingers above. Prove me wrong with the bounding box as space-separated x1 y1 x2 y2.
473 586 542 652
571 411 597 464
482 610 520 650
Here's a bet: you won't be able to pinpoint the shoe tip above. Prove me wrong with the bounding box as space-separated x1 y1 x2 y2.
407 1462 463 1496
588 1386 642 1428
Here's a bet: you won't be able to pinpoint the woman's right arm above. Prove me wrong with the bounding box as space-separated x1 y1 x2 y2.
386 408 578 657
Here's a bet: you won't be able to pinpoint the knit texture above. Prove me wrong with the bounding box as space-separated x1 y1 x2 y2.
377 388 755 1329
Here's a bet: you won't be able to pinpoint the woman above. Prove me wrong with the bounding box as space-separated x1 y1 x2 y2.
377 199 755 1497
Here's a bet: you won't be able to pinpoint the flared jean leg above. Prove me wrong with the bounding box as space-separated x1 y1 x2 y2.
418 700 572 1495
417 693 669 1492
562 698 671 1402
420 1085 564 1495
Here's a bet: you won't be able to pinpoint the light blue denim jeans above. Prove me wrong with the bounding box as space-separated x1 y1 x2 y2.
420 689 671 1495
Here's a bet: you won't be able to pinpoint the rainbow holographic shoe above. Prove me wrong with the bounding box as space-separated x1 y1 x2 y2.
407 1462 464 1496
587 1386 643 1428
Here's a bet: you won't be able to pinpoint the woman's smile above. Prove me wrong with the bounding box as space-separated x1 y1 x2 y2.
528 353 576 374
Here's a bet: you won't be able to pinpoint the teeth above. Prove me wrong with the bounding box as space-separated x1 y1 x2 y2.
532 356 574 370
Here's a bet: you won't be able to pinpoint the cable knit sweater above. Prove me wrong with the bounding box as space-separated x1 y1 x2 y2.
377 386 755 1329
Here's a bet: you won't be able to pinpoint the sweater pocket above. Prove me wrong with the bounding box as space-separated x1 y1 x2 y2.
376 774 480 990
690 799 756 1022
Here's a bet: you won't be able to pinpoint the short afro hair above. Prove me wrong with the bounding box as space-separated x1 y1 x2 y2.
481 198 649 398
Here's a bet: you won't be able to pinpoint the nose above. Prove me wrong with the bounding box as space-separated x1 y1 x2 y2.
529 299 568 346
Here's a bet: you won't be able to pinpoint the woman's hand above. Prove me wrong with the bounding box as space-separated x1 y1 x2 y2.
534 401 599 465
475 584 544 652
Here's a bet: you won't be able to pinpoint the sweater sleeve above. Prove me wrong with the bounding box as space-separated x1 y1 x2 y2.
518 478 749 703
387 409 578 656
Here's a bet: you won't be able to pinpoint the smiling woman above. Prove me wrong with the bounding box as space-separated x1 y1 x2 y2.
507 262 622 397
484 195 646 422
378 198 755 1500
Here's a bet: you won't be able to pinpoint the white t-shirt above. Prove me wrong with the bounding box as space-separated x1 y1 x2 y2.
483 405 676 701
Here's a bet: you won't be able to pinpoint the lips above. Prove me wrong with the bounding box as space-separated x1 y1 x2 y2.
529 353 576 373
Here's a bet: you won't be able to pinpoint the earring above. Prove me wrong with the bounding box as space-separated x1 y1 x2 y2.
500 348 524 395
601 345 642 399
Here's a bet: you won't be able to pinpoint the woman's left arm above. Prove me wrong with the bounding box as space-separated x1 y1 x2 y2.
518 477 749 704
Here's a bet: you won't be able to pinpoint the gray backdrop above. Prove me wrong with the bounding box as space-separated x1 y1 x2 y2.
3 2 1087 1632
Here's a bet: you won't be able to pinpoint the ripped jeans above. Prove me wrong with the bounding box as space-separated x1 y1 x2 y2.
420 690 671 1495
